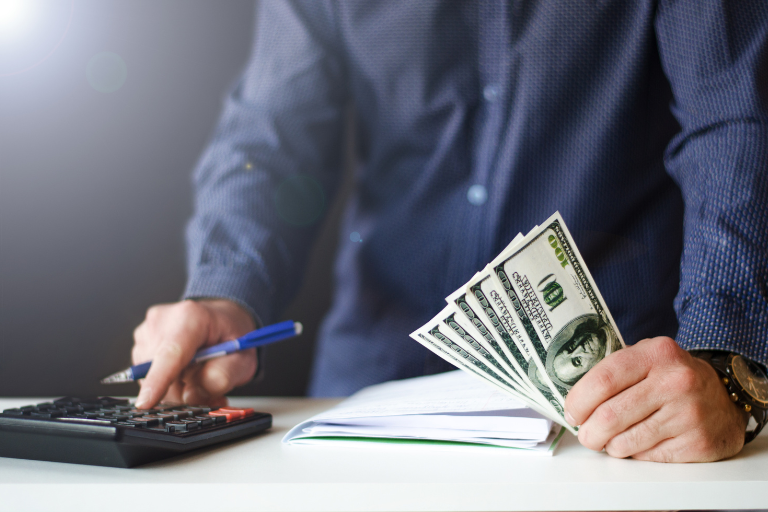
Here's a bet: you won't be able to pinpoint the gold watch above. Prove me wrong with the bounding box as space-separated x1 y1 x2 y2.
691 350 768 444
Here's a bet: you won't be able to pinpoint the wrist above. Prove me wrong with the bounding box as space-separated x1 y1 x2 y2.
690 350 768 444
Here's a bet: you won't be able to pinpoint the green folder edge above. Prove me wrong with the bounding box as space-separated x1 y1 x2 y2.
293 425 567 454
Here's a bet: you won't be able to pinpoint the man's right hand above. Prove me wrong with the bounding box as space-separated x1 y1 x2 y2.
131 299 258 409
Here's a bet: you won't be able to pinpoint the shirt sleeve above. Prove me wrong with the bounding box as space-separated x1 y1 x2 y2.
182 0 347 325
655 1 768 366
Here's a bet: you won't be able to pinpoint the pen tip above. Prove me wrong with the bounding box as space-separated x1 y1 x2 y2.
100 369 132 384
294 321 303 335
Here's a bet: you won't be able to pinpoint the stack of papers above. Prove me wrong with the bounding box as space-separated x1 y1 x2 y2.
283 371 565 455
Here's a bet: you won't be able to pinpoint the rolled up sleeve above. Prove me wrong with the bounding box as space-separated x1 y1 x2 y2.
183 0 347 325
655 1 768 365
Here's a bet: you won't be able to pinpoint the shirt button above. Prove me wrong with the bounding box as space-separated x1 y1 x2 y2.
467 184 488 206
483 85 499 102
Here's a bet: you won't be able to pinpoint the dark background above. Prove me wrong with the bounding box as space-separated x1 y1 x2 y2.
0 0 348 397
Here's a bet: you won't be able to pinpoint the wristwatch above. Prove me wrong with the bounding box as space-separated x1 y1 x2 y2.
690 350 768 444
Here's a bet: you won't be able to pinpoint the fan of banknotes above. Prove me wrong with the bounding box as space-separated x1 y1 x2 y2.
410 211 625 434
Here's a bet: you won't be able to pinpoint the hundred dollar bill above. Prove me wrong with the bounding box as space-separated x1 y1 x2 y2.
411 326 558 421
446 303 547 404
445 290 547 399
464 269 567 419
489 211 624 403
431 308 527 394
411 318 525 400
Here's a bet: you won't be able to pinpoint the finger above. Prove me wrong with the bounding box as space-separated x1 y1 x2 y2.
628 428 731 464
135 319 208 408
162 380 185 406
198 349 258 398
577 377 662 452
178 366 208 405
602 405 683 458
565 337 661 425
181 384 211 406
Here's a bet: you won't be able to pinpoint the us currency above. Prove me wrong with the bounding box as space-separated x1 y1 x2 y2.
489 211 624 404
429 309 524 393
411 332 526 404
411 317 531 405
444 294 529 391
444 304 531 398
412 321 556 420
464 268 567 419
447 288 567 424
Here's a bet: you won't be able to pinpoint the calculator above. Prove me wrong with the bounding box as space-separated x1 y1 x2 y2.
0 396 272 468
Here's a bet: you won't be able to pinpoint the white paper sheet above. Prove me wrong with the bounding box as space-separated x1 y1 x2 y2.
284 371 564 454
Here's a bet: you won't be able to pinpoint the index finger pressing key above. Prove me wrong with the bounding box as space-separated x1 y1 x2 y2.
564 341 653 426
136 339 201 409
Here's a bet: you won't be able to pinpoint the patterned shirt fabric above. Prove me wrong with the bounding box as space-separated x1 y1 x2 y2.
183 1 768 397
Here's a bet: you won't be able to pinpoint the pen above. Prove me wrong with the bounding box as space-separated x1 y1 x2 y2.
100 320 303 384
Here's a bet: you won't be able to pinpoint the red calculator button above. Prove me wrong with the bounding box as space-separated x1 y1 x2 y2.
208 410 235 422
219 407 254 417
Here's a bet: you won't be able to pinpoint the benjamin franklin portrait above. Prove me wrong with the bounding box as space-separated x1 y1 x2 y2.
528 314 621 392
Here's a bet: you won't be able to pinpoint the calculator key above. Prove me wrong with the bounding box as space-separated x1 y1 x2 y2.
218 407 255 417
80 398 111 407
168 410 193 420
141 415 167 425
208 410 242 422
102 415 130 422
148 403 181 413
100 397 130 406
196 413 226 425
174 406 204 416
34 403 55 411
53 397 79 406
20 406 36 413
30 410 65 419
114 422 139 428
188 405 212 414
164 421 199 433
125 417 158 428
185 416 214 428
2 408 25 416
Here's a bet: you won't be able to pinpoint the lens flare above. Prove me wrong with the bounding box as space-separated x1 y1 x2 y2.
0 0 35 38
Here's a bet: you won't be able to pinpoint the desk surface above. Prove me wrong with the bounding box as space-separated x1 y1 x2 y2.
1 397 766 512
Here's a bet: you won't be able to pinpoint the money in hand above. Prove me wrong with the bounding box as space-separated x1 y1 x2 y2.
410 212 625 433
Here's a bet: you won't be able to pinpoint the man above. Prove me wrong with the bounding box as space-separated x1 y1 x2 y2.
547 314 621 389
130 1 768 462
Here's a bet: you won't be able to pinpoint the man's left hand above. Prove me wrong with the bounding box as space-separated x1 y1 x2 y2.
564 336 748 462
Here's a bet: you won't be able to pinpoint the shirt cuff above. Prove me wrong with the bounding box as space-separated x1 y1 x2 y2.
675 293 768 368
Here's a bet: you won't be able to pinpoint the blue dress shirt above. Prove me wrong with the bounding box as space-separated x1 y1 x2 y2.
183 1 768 396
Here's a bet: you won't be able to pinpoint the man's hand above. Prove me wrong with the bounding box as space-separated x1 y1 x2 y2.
564 336 748 462
131 299 258 409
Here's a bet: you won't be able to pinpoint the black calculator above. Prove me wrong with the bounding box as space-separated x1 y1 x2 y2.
0 396 271 468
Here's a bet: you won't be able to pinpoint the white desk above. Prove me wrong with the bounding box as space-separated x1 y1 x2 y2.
1 397 766 512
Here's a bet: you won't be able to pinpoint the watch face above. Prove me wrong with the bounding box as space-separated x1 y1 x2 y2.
731 355 768 406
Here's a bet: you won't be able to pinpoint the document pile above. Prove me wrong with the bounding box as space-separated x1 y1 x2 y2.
411 212 625 434
283 370 565 454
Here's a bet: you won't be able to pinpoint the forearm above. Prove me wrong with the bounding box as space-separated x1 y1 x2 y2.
183 0 347 324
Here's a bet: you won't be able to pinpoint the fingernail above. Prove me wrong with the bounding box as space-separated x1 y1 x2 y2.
136 386 153 409
564 410 576 426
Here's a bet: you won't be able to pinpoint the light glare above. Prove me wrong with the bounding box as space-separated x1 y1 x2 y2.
0 0 35 39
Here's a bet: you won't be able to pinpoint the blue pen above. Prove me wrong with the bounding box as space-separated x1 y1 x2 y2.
100 320 302 384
